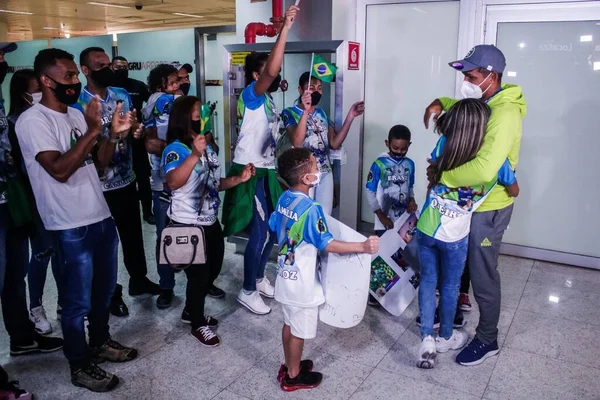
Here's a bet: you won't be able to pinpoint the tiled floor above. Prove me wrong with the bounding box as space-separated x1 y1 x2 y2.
2 224 600 399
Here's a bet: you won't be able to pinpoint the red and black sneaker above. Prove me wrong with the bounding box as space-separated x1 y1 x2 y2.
276 359 314 382
280 370 323 392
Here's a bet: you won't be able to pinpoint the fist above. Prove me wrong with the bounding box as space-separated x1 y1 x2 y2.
284 5 299 27
363 236 379 254
192 134 207 156
239 163 256 183
349 101 365 118
301 91 312 111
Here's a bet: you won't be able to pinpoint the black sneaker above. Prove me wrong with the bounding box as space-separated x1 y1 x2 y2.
71 362 119 392
367 294 381 307
110 284 129 317
277 360 314 382
129 277 161 296
207 285 226 299
143 215 156 225
156 289 174 310
181 308 191 324
0 380 32 399
10 333 64 356
92 339 138 363
281 370 323 392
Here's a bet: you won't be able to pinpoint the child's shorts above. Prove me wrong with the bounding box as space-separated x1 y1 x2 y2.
282 304 319 340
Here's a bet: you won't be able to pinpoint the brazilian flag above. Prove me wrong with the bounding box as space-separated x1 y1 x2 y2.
200 103 213 134
312 54 337 83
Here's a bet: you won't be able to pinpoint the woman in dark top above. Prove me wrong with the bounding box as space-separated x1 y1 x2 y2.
8 69 59 335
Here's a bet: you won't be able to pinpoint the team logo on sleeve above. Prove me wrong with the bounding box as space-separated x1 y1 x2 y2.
165 151 179 164
316 217 327 234
282 113 289 124
367 170 374 183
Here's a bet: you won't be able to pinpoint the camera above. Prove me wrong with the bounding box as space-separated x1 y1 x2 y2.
135 4 143 10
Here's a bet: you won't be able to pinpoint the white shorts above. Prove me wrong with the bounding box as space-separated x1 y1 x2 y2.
282 305 319 340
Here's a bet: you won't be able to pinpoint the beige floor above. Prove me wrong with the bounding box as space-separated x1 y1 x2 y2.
2 223 599 400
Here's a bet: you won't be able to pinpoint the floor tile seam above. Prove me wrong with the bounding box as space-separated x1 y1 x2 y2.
514 304 600 327
346 364 378 400
221 343 283 394
500 342 600 371
372 364 488 398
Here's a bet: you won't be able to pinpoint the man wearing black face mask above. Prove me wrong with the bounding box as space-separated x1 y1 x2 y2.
171 62 193 96
74 47 161 318
16 48 139 392
112 56 153 225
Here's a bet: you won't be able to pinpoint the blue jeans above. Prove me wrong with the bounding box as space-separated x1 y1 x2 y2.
418 231 468 339
243 177 275 291
52 217 119 370
28 215 59 309
153 190 175 290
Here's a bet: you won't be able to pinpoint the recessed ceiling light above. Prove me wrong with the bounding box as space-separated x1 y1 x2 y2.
0 9 33 15
173 13 204 18
43 26 58 30
580 35 593 42
65 33 71 38
87 2 131 9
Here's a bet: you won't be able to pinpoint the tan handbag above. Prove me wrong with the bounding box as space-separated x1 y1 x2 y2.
159 224 207 270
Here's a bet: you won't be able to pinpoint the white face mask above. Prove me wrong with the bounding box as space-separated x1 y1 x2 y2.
460 73 492 99
305 172 322 187
26 92 42 105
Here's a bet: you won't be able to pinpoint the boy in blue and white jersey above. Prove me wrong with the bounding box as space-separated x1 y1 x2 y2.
270 148 379 392
365 125 417 235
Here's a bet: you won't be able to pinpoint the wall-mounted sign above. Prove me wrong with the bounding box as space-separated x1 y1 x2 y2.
348 41 360 70
231 51 252 66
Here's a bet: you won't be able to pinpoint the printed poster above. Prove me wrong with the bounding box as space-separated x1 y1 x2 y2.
370 212 420 316
319 215 371 329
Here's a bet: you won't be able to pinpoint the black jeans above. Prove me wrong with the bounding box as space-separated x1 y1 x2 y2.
131 140 152 218
179 221 225 329
103 183 148 283
0 204 36 345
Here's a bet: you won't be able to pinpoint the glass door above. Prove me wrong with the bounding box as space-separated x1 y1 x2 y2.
485 1 600 267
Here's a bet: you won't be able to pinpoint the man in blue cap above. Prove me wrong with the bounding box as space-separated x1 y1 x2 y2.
423 45 527 366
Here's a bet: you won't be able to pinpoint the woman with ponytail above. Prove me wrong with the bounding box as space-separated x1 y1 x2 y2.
222 5 298 316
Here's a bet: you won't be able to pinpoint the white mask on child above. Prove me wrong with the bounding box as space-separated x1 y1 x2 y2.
305 172 322 187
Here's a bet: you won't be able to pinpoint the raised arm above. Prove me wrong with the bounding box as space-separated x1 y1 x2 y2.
287 92 312 147
253 6 298 96
328 101 364 150
165 135 205 191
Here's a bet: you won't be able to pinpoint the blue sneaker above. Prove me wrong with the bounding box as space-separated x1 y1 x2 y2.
456 338 499 366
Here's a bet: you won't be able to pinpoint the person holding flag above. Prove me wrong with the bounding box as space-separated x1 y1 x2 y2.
281 55 364 214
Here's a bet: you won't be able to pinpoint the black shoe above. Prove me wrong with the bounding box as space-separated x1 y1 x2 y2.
416 309 466 329
143 215 156 225
110 286 129 317
181 308 191 324
281 370 323 392
10 333 64 356
129 278 161 296
71 362 119 392
367 294 381 307
207 285 226 299
156 289 174 309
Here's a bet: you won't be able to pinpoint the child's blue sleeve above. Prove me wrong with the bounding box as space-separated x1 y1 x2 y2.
498 159 516 186
304 205 334 252
162 143 190 175
241 82 266 111
430 136 446 162
365 161 381 192
408 159 416 191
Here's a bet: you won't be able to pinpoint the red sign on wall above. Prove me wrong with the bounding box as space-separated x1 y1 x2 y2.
348 42 360 70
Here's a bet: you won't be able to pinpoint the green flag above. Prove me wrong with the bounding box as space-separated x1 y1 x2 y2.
312 54 337 83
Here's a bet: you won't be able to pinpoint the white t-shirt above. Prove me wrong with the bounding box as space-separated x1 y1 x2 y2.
15 104 111 231
163 141 221 226
233 81 280 169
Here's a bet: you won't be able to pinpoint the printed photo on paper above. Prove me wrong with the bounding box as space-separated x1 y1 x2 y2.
370 256 400 298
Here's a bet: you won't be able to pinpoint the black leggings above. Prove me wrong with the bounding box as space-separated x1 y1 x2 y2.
176 221 225 329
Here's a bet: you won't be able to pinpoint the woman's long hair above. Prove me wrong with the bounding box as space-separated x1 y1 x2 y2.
434 98 491 184
166 95 200 147
9 69 37 118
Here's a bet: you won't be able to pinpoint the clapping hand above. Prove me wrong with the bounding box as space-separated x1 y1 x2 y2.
110 103 136 140
84 96 102 136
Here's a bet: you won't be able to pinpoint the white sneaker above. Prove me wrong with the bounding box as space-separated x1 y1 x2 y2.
29 306 53 335
436 329 469 353
417 335 436 369
237 289 271 315
256 277 275 299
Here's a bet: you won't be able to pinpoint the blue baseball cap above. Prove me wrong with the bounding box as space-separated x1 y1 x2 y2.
449 45 506 73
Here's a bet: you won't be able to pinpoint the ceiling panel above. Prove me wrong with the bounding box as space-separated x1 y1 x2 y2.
0 0 235 42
